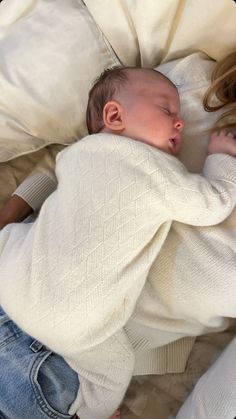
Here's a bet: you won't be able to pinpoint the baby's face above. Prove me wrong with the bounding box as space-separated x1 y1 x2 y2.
119 70 184 155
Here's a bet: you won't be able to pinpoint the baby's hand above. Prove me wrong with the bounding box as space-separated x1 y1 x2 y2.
208 129 236 157
109 409 121 419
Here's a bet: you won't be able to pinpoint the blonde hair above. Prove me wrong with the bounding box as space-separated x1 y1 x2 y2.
203 51 236 130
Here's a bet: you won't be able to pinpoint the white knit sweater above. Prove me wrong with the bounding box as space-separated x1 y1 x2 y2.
1 133 236 419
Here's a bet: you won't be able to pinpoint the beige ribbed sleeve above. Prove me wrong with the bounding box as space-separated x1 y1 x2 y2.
13 145 63 210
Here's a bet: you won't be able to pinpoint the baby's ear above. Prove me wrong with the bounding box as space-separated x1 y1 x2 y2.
103 101 125 131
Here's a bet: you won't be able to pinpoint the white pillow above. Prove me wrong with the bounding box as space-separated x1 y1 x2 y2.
0 0 120 162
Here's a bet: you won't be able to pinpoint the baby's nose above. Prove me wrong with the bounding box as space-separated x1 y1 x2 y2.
174 118 184 131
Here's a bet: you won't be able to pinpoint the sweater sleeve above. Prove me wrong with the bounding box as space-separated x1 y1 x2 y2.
150 151 236 227
13 172 57 211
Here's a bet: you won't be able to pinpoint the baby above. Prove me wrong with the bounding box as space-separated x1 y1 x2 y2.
1 67 236 419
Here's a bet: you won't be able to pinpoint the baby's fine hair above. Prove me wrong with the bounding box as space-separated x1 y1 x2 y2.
86 66 174 134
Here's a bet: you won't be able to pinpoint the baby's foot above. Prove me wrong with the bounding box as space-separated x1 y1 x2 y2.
109 408 121 419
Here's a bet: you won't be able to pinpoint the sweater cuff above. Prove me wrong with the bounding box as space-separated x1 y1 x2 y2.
13 173 57 211
133 337 195 376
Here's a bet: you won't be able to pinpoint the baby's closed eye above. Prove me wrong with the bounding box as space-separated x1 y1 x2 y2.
161 107 171 115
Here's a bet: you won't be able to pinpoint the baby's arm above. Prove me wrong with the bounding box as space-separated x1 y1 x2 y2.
208 129 236 156
148 129 236 227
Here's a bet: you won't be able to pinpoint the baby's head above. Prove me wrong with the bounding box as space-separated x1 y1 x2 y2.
86 66 184 155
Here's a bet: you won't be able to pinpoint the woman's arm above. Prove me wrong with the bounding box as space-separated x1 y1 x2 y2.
0 195 33 229
0 145 60 229
0 173 57 229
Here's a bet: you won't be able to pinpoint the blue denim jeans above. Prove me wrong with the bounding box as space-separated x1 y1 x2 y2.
0 307 79 419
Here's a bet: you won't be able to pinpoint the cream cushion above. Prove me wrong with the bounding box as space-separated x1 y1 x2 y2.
85 0 236 67
0 0 120 162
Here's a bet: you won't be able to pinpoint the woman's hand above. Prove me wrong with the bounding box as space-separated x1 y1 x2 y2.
0 195 33 229
208 129 236 156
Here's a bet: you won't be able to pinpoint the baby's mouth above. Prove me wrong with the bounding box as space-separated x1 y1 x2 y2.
169 134 181 150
